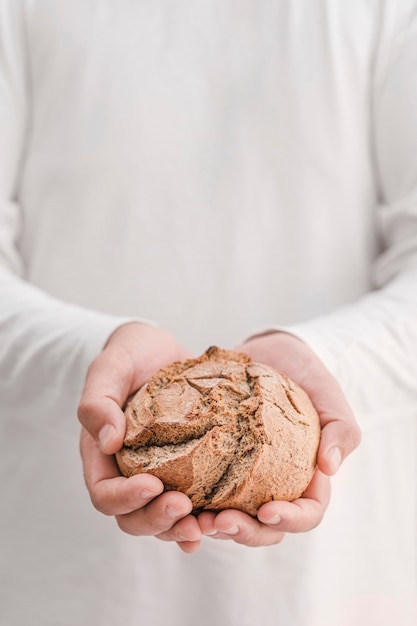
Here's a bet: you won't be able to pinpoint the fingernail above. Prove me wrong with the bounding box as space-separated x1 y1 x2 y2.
265 514 281 525
98 424 116 451
328 446 342 473
203 529 218 536
222 525 239 535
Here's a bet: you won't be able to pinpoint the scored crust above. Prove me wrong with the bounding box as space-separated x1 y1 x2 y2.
115 346 321 516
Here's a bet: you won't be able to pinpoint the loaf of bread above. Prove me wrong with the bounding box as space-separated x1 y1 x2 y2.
116 346 321 516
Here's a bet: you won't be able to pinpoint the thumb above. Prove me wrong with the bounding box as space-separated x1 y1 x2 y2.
297 365 361 477
77 348 134 455
78 323 195 454
317 418 361 476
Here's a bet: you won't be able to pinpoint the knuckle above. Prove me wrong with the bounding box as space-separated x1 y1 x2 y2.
272 532 286 545
85 357 101 380
89 491 111 516
116 512 158 537
248 536 263 548
116 514 136 535
118 488 141 512
344 421 362 455
156 530 177 543
77 399 93 426
90 489 114 516
116 509 171 537
308 505 325 530
352 422 362 447
149 507 178 534
150 519 170 535
88 482 121 516
309 513 324 531
238 530 259 548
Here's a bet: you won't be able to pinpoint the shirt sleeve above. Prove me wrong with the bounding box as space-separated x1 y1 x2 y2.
281 4 417 431
0 1 139 423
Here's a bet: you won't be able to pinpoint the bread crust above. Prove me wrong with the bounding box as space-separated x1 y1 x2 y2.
116 346 321 516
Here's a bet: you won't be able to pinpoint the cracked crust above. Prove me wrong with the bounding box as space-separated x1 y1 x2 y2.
115 346 321 516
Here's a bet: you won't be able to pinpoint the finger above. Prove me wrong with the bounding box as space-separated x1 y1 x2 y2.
239 333 361 474
115 490 193 537
318 418 362 475
199 510 286 547
81 429 194 535
299 366 361 475
257 469 331 532
198 511 241 541
176 540 202 554
198 511 221 537
157 515 202 544
77 350 134 454
80 428 164 515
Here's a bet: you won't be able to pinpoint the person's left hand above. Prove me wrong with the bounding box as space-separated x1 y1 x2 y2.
198 331 361 547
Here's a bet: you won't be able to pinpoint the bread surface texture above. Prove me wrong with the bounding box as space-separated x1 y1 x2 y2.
116 346 321 516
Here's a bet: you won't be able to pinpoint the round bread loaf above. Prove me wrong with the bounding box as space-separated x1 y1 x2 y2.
116 346 321 516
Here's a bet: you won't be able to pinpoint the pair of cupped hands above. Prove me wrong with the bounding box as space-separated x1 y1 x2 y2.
78 322 361 553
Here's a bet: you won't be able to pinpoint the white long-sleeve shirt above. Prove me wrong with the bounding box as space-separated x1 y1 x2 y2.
1 1 416 625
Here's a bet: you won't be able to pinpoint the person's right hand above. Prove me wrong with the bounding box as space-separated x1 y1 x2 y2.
78 322 202 552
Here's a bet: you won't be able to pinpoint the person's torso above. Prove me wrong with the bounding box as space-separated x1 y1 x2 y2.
19 0 385 351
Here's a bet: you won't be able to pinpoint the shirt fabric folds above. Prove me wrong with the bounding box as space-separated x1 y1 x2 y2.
1 1 416 625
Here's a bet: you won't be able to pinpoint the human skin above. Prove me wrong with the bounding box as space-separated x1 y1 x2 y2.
197 331 361 547
78 323 361 553
78 323 203 552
